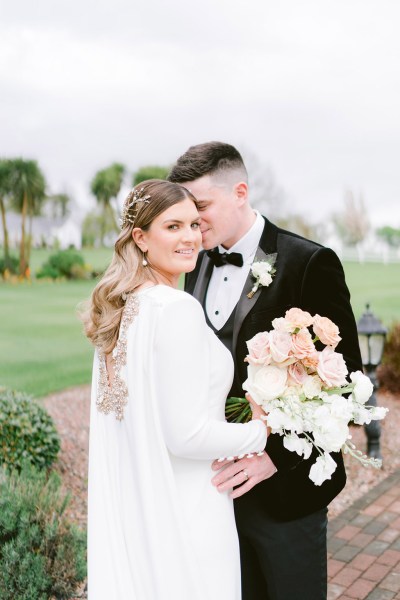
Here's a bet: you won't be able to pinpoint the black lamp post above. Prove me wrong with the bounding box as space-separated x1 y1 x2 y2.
356 304 387 460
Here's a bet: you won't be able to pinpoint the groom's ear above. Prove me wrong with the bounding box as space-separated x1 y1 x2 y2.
132 228 147 252
234 181 248 206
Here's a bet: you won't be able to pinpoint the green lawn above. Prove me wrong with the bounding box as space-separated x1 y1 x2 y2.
343 262 400 326
0 260 399 398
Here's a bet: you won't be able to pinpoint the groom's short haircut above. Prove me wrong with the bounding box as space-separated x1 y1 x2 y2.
168 141 248 184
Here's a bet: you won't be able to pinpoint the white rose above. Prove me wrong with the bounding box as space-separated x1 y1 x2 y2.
350 371 374 404
302 375 322 399
283 433 313 459
259 272 273 286
243 364 288 404
272 317 293 333
309 453 337 486
251 261 272 277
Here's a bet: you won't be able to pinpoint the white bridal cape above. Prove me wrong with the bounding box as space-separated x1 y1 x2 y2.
88 285 266 600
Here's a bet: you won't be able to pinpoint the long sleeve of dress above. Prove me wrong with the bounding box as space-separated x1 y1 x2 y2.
155 294 267 460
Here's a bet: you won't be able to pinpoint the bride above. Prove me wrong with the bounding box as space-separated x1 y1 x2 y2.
82 180 268 599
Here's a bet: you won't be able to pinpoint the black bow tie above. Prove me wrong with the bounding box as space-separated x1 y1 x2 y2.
207 248 244 268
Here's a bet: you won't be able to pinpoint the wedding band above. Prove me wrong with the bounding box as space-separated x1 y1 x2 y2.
242 470 249 481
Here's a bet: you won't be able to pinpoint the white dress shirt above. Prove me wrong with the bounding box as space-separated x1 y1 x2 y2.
206 211 265 330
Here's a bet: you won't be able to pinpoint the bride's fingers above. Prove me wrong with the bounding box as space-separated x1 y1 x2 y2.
214 469 250 493
230 478 255 499
211 457 235 470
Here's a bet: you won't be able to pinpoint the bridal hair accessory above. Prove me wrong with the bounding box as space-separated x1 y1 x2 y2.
247 253 277 299
120 187 152 228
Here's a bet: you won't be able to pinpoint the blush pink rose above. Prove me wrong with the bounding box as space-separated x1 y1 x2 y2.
269 330 292 364
246 331 272 366
302 352 319 373
317 347 348 387
284 307 314 330
313 315 341 348
291 328 316 359
288 362 308 385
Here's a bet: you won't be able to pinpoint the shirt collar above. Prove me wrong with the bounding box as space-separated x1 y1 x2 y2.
219 211 264 261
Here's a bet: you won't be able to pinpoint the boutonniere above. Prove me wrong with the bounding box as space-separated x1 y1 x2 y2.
247 253 277 299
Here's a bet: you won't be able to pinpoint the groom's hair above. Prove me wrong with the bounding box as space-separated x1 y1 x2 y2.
168 141 248 184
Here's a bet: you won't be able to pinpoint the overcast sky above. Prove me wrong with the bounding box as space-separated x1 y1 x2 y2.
1 0 399 226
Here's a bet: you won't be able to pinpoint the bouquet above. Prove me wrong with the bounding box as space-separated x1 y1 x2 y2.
228 307 388 486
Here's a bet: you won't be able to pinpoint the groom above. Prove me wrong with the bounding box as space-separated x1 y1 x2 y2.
168 142 362 600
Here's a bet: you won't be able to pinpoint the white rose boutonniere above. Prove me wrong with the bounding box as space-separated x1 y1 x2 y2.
247 253 277 299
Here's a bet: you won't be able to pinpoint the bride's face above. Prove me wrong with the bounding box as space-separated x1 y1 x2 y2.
138 198 201 283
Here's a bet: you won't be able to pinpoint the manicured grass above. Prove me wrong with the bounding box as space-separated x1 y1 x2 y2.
0 280 94 397
0 260 399 398
343 262 400 326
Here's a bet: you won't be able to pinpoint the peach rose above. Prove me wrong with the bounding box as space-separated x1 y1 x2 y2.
288 362 308 385
291 328 316 359
302 351 319 372
269 330 292 364
317 347 348 387
284 307 314 330
246 331 272 366
313 314 341 348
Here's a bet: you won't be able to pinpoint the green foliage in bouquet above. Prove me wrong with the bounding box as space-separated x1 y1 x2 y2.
0 388 60 471
36 248 90 279
225 397 251 423
0 464 86 599
378 322 400 393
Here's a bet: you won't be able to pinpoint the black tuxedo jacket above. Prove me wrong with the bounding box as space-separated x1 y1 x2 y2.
185 217 362 521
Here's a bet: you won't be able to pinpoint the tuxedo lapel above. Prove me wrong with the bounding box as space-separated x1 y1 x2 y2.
232 247 269 356
192 253 213 306
232 218 279 356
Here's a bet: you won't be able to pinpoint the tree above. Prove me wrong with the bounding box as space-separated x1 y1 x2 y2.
91 163 125 245
0 159 12 268
8 159 46 277
132 165 169 186
333 190 370 248
46 192 71 219
376 226 400 248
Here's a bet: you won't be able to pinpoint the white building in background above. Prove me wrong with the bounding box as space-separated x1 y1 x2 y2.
0 213 83 250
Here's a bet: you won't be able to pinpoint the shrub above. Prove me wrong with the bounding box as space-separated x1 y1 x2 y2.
377 322 400 393
36 249 86 279
0 464 86 599
0 254 19 276
0 388 60 471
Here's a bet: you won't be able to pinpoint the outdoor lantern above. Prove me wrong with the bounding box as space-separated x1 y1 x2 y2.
357 304 387 371
356 303 387 460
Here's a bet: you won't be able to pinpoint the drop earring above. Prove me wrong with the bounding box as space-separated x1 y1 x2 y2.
142 252 148 267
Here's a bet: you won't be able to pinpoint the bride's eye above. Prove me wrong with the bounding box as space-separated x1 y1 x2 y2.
168 224 179 230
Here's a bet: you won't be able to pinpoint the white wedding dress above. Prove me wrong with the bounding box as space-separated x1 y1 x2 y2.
88 285 266 600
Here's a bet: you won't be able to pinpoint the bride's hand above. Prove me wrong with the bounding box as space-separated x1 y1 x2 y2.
246 393 271 436
245 393 266 422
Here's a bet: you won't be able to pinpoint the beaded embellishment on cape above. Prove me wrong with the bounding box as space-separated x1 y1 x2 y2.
97 293 139 420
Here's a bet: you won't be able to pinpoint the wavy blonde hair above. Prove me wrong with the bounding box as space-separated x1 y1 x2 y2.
81 179 197 354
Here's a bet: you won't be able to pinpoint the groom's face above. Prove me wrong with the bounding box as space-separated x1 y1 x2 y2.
186 175 244 250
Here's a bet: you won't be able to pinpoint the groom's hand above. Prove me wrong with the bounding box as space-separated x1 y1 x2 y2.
211 452 277 499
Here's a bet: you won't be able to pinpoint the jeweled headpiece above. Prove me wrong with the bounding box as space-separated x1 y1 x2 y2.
120 187 152 228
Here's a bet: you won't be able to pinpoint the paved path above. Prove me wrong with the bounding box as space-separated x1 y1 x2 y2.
328 468 400 599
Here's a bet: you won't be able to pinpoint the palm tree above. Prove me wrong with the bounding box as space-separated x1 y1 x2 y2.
91 163 125 245
0 159 12 268
9 159 46 277
133 165 169 186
